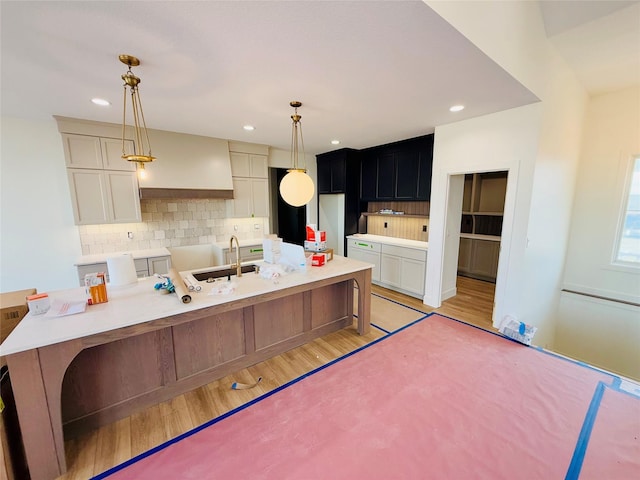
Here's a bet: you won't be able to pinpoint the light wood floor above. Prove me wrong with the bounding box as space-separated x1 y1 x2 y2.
372 275 496 332
56 276 494 479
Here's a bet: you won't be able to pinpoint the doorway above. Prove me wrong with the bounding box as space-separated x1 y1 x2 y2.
446 171 507 328
274 168 306 245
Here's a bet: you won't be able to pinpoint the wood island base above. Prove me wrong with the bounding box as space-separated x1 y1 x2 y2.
6 267 371 480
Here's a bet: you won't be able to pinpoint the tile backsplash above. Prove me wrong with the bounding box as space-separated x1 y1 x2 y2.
78 199 269 255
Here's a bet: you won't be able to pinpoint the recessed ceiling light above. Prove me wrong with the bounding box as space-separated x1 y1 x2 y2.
243 125 255 131
449 105 464 112
331 140 340 145
91 98 111 106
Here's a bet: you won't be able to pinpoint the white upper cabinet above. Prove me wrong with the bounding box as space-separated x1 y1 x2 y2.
105 171 142 222
227 152 269 218
67 169 141 225
63 134 102 169
62 133 136 171
62 133 140 225
230 152 268 178
101 137 136 171
226 177 269 218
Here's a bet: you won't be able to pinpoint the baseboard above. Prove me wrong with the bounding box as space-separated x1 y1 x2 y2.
442 286 456 301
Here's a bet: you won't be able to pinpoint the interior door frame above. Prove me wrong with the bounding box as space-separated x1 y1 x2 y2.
433 165 518 328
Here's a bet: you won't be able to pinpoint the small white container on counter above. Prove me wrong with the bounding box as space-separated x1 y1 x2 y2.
27 293 50 315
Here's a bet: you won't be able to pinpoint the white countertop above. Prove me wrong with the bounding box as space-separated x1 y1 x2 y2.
347 234 428 250
75 248 171 266
0 255 371 356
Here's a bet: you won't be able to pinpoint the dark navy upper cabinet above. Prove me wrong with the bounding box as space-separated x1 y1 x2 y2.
416 135 434 200
316 148 359 194
376 152 396 200
360 134 433 201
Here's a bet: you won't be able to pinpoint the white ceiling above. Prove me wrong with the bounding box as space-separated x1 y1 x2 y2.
1 1 637 155
540 0 640 95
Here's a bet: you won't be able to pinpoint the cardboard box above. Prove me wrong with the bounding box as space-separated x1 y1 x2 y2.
304 248 333 261
0 288 36 344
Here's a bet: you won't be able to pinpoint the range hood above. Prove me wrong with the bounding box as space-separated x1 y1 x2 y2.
138 129 234 199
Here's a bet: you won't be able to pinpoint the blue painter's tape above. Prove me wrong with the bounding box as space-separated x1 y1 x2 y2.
611 376 622 391
371 292 430 314
371 323 391 334
565 381 606 480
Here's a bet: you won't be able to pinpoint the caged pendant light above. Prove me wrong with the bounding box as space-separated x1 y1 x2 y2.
119 54 155 176
279 101 315 207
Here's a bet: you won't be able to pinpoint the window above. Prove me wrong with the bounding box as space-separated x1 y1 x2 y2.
615 156 640 265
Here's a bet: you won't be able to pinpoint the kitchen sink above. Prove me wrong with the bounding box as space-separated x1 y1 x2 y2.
192 264 258 282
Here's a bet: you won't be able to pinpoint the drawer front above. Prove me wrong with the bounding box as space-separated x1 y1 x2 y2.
134 258 149 277
225 245 264 263
382 244 426 262
349 239 381 252
347 246 381 282
77 263 109 286
148 256 171 275
241 245 264 258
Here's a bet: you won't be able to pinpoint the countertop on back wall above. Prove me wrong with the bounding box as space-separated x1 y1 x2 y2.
74 248 171 266
347 234 428 250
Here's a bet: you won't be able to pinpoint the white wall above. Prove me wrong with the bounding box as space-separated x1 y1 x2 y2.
424 0 588 349
554 86 640 380
562 86 640 301
1 116 82 292
556 292 639 379
426 104 542 332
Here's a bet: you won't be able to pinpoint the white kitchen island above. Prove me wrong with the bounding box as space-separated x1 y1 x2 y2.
0 256 372 480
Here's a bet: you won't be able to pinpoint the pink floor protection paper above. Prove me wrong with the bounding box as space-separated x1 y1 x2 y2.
93 314 639 480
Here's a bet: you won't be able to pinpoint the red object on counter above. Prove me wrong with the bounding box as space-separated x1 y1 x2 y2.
306 226 326 242
311 254 326 267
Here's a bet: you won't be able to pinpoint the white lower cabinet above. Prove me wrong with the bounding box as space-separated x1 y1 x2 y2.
380 244 427 297
401 257 427 296
212 243 264 266
380 254 401 287
76 255 171 286
347 239 381 282
147 256 172 276
347 237 427 298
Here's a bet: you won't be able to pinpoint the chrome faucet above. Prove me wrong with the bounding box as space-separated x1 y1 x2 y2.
229 235 242 277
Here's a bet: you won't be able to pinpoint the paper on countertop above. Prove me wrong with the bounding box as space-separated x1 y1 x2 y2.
259 263 286 279
45 299 87 317
208 281 237 295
